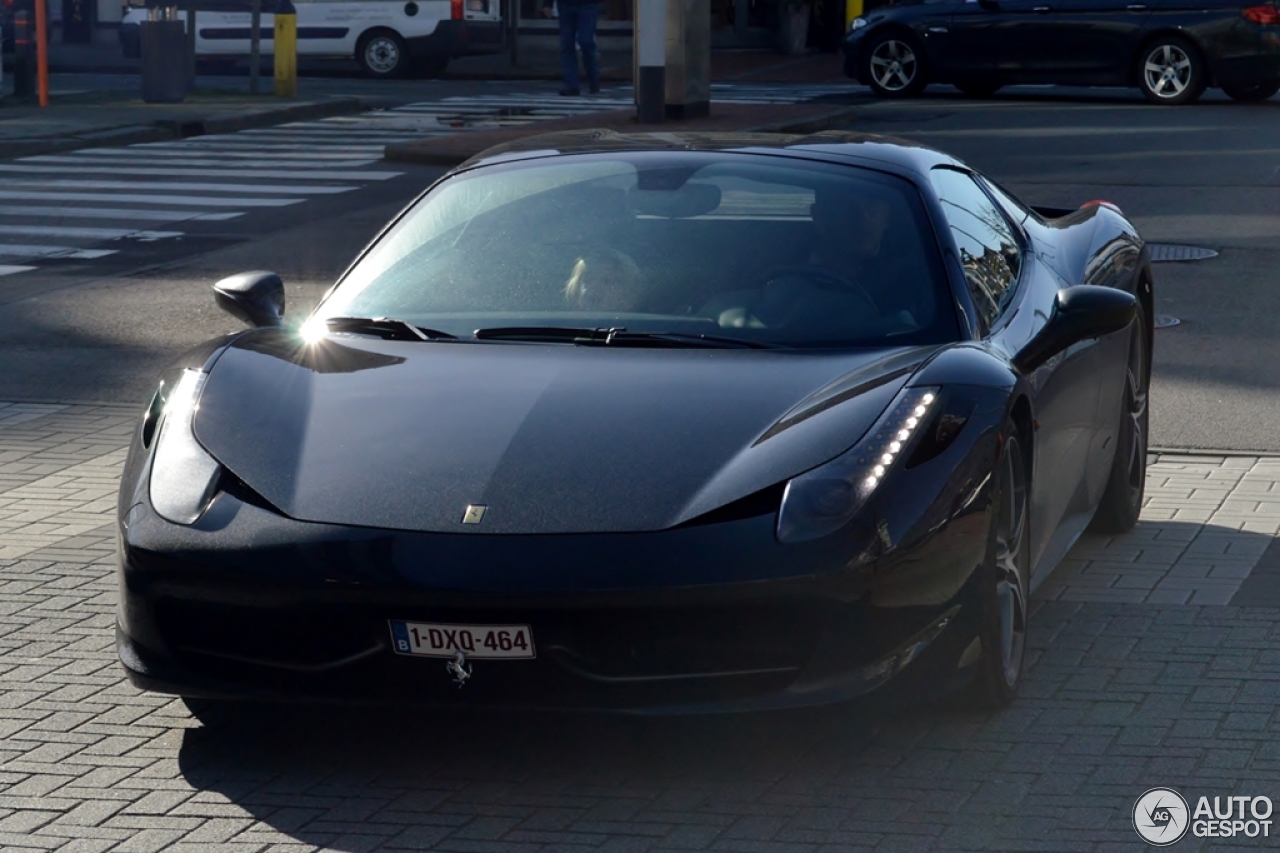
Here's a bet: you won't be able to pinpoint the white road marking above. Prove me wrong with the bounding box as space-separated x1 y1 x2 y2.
0 225 182 241
87 148 388 161
0 178 355 195
22 155 379 170
0 265 37 276
0 244 117 260
0 165 401 181
0 190 300 207
0 205 241 222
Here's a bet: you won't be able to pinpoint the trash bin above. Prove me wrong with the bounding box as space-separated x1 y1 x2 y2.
140 13 190 103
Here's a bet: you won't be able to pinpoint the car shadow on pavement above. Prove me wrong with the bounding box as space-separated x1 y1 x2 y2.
169 516 1280 850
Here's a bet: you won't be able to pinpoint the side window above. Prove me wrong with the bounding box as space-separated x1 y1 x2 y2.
929 168 1023 330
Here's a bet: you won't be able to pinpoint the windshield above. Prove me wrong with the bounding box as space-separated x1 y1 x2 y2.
317 152 958 349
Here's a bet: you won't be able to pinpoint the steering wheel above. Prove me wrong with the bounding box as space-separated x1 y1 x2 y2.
761 264 880 317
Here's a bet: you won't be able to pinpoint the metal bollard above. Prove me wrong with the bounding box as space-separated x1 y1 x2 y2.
273 0 297 97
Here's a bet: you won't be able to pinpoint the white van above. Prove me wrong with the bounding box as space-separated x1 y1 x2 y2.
120 0 504 78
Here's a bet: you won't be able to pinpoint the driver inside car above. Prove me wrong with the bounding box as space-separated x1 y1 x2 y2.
709 183 930 336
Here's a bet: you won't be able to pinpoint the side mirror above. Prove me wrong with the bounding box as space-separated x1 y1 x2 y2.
1013 285 1137 374
213 271 285 328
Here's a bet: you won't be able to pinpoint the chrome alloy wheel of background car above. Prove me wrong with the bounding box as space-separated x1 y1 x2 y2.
993 436 1029 692
1139 39 1206 104
869 39 920 94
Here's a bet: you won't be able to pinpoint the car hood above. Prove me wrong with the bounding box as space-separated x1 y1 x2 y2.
193 330 936 534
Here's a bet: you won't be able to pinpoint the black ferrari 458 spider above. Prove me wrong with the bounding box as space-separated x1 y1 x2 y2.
116 131 1152 716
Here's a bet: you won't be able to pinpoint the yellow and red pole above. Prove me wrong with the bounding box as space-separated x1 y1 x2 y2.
35 0 49 106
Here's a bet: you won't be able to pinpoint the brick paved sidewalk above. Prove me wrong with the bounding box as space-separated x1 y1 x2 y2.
1 402 1278 852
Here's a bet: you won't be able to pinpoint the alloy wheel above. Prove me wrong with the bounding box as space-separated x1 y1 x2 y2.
1143 44 1193 100
992 439 1028 689
869 40 919 93
1122 323 1149 497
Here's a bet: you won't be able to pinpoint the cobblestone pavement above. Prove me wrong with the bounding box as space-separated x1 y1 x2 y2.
2 402 1279 852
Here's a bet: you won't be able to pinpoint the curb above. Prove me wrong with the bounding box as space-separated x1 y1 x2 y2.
383 104 860 168
0 96 369 161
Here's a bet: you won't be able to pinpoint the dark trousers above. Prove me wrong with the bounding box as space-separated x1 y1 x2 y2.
558 3 600 91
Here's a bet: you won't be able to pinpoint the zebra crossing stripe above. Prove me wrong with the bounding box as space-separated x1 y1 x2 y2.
0 190 299 207
0 165 402 181
137 141 387 154
65 147 388 162
21 155 379 170
0 265 37 276
0 244 117 260
0 225 182 241
0 179 355 195
0 205 242 222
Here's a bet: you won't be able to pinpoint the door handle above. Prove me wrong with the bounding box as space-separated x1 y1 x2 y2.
1126 3 1148 8
1033 5 1051 11
928 25 949 32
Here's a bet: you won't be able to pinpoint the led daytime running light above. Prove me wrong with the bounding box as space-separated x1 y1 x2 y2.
776 386 940 543
858 389 936 496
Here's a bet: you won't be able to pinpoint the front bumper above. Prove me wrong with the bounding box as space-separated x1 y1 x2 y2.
116 385 1009 714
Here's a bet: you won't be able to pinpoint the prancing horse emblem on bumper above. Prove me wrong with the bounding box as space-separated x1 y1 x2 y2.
462 504 487 524
446 651 472 687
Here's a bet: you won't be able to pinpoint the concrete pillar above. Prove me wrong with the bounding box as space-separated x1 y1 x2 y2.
663 0 709 119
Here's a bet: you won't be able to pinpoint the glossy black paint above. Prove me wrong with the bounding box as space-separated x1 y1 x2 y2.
843 0 1280 96
116 133 1154 712
212 271 286 328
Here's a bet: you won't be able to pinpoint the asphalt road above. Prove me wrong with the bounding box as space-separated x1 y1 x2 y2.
0 81 1276 454
841 87 1280 453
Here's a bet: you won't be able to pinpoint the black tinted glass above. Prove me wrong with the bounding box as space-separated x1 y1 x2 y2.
929 167 1022 329
321 153 959 349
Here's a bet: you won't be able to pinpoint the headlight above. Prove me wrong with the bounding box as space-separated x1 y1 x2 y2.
777 386 939 543
149 369 221 525
849 16 868 31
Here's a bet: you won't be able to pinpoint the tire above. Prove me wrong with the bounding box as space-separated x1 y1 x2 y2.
955 82 1002 98
357 29 409 78
1136 36 1206 105
1089 301 1149 534
861 32 928 98
1222 80 1280 102
967 429 1031 710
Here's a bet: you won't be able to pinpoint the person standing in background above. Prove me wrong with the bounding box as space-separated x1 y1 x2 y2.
542 0 601 96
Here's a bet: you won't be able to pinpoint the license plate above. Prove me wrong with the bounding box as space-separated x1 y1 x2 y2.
389 621 536 659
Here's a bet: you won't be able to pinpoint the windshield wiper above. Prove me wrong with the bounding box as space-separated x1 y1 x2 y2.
472 326 781 349
324 316 456 341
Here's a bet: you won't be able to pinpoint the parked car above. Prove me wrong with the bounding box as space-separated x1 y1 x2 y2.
116 131 1153 719
119 0 504 78
843 0 1280 104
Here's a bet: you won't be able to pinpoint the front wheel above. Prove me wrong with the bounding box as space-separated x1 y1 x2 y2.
1222 80 1280 102
1137 37 1206 105
1089 302 1149 533
862 33 928 98
967 429 1030 709
357 29 409 78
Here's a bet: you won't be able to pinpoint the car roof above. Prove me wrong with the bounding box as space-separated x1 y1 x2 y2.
457 130 967 178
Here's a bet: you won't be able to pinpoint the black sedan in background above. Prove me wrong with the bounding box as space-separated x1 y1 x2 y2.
116 131 1152 717
844 0 1280 104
